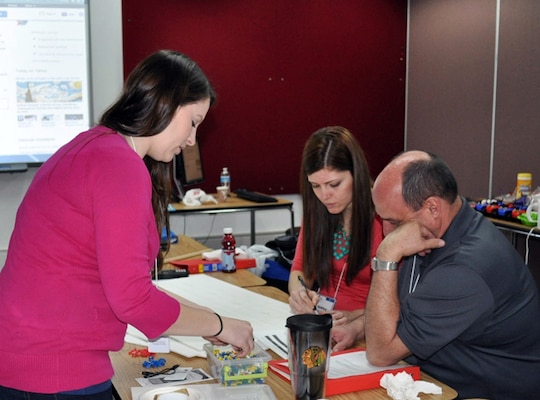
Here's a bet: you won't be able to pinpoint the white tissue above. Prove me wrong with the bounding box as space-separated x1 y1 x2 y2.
380 371 442 400
182 188 217 206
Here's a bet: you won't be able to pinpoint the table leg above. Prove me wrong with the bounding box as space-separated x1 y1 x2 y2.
250 209 256 245
289 205 295 236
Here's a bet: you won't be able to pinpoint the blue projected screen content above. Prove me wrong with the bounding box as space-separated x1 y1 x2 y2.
0 0 91 171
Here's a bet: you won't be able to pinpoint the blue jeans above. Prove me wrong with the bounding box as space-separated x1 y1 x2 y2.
0 382 113 400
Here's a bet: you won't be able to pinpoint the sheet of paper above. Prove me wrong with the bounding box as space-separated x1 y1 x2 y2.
269 350 409 380
258 333 288 359
328 351 407 379
125 275 293 358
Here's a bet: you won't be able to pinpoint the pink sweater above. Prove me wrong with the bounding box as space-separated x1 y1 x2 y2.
0 126 180 393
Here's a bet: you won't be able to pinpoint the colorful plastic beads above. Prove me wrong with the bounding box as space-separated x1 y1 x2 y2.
212 344 255 360
212 345 266 386
142 356 166 369
128 348 155 358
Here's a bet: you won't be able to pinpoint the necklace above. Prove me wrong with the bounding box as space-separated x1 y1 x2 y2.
333 224 350 260
129 136 138 154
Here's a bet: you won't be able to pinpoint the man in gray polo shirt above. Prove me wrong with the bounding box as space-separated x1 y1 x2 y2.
365 150 540 399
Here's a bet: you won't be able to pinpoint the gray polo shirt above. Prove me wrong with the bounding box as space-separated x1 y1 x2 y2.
397 198 540 399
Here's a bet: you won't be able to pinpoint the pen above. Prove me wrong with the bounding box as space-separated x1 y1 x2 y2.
297 275 309 290
298 276 318 314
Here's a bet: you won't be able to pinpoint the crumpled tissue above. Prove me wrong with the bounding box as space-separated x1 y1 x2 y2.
380 371 442 400
182 188 217 206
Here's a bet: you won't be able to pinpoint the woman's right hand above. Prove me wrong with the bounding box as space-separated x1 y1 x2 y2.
289 285 319 314
204 316 254 357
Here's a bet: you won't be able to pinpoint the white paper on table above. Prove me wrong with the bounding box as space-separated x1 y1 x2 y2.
328 351 410 379
124 275 293 358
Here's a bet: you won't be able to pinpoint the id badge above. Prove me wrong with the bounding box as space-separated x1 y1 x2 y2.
316 295 336 312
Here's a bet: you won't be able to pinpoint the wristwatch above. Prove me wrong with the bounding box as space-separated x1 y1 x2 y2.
371 257 399 271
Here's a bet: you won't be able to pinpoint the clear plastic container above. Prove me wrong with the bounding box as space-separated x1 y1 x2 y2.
204 342 272 386
216 384 277 399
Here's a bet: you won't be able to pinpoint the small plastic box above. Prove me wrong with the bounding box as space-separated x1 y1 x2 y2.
216 384 277 399
204 343 272 386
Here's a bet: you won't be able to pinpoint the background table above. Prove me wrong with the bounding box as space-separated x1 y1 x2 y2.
162 236 266 287
170 194 295 244
487 216 540 247
162 235 212 263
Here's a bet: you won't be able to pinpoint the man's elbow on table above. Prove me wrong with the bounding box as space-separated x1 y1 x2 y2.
366 350 396 367
365 338 411 367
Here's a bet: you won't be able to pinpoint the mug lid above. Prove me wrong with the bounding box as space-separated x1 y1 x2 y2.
286 314 332 331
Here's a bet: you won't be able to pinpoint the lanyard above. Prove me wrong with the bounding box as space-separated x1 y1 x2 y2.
333 262 347 300
409 255 420 294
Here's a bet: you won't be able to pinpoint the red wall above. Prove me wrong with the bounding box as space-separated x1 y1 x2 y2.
122 0 407 194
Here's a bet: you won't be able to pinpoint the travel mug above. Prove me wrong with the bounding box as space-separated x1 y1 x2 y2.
286 314 333 400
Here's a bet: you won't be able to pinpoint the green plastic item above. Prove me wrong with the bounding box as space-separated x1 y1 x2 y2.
518 212 537 227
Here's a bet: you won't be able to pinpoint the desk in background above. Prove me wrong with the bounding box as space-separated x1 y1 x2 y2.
487 217 540 247
170 194 295 245
111 283 457 400
162 235 212 263
162 236 266 287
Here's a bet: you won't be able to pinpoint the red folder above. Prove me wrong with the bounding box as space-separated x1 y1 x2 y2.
268 348 420 396
170 258 257 274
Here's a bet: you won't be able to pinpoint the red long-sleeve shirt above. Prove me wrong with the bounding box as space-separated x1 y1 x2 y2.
291 218 383 311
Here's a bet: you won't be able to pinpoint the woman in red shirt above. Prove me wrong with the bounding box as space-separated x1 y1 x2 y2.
288 126 383 349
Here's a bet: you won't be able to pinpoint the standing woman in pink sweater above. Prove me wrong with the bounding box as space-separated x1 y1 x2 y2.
0 50 253 399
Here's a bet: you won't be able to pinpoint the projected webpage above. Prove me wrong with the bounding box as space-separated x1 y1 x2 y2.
0 0 90 166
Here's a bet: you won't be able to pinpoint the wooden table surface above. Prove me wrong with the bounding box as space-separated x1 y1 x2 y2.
162 235 213 263
111 284 457 400
169 193 293 214
162 235 266 287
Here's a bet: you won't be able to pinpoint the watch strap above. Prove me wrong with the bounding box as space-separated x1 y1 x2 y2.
371 257 399 271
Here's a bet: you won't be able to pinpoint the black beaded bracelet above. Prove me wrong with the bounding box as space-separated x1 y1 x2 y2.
213 312 223 337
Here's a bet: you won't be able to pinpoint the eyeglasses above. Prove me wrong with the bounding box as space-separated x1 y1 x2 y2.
141 364 180 378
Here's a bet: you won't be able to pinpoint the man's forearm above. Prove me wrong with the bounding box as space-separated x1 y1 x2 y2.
365 270 408 366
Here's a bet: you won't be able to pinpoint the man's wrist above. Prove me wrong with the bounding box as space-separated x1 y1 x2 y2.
371 257 399 271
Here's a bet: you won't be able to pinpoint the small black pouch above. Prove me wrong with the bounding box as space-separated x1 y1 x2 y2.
265 234 298 269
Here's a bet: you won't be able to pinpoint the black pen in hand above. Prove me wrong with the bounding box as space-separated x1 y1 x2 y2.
297 276 318 314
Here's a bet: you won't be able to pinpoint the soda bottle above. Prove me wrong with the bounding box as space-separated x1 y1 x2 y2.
221 227 236 273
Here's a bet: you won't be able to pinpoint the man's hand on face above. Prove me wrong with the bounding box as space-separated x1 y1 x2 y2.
377 220 446 261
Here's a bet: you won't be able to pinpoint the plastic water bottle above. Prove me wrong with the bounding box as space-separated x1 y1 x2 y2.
220 167 231 190
221 227 236 273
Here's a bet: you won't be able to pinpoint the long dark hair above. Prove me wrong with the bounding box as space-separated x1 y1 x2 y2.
100 50 216 262
300 126 374 288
